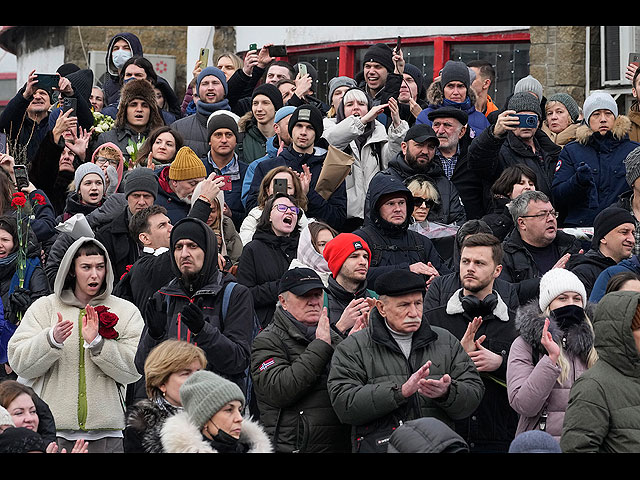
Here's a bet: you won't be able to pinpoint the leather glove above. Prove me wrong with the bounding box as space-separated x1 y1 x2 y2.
9 287 31 320
180 300 205 335
144 295 167 340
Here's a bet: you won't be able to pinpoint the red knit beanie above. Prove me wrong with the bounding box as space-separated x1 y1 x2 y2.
322 233 371 278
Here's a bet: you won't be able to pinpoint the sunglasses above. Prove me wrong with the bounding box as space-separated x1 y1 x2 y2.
413 197 435 208
272 203 300 215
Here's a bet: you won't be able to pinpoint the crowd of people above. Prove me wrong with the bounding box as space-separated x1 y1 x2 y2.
1 31 640 454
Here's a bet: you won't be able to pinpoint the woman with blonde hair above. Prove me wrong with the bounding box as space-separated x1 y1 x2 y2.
124 339 207 453
506 268 597 442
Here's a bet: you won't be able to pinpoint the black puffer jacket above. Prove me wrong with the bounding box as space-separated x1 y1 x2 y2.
250 305 351 453
236 228 299 328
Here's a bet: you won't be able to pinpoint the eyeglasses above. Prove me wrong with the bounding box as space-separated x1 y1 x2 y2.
94 156 119 167
413 197 436 208
272 203 300 215
520 210 559 220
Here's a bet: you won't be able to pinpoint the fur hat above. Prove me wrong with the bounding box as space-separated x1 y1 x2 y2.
179 370 245 429
116 78 164 130
538 268 587 312
169 146 207 181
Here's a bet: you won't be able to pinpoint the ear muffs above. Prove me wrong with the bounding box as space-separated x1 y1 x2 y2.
460 290 498 316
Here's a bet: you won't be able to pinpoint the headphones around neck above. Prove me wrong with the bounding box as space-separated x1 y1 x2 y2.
459 290 498 317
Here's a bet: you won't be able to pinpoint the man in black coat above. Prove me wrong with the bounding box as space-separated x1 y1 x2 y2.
354 173 450 287
498 190 582 305
424 232 519 453
96 168 158 281
135 217 255 394
365 123 467 226
467 92 562 202
566 206 636 297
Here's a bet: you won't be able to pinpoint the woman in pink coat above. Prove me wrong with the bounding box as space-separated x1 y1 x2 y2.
506 268 597 441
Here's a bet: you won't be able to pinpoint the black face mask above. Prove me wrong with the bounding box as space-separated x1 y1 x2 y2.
550 304 584 330
210 428 247 453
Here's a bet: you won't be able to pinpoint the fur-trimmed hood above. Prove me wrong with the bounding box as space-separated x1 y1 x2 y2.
160 411 273 453
514 300 595 363
575 114 633 145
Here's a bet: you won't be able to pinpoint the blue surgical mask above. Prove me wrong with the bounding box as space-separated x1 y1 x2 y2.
112 49 132 70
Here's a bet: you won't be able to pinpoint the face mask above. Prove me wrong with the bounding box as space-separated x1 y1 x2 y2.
112 49 132 70
550 304 584 330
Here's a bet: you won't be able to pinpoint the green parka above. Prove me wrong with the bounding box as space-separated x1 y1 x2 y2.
327 307 484 452
560 291 640 453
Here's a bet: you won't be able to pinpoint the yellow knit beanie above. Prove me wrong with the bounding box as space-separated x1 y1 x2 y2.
169 146 207 181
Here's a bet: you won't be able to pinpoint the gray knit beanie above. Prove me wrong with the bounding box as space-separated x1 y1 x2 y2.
625 146 640 187
328 76 357 104
583 91 618 122
508 91 542 119
179 370 245 429
514 75 544 103
547 92 580 123
124 167 158 199
74 162 106 191
440 60 470 90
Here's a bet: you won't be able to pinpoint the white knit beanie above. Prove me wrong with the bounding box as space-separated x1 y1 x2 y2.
583 91 618 122
538 268 587 312
0 405 15 427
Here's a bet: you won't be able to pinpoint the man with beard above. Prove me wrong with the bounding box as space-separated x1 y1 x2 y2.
321 233 378 335
499 190 582 304
429 107 491 220
425 233 519 452
365 123 466 226
135 217 255 394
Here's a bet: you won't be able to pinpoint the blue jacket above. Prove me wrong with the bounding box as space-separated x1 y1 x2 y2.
245 145 347 231
201 153 248 231
589 255 640 303
241 135 279 207
552 117 640 227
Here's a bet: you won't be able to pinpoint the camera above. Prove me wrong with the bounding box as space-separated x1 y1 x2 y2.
516 113 539 128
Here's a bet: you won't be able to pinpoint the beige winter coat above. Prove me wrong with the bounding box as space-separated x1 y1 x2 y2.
8 237 143 433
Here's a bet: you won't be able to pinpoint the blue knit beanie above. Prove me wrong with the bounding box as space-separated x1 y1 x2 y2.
197 67 228 95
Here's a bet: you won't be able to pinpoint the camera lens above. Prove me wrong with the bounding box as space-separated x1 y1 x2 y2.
526 115 537 127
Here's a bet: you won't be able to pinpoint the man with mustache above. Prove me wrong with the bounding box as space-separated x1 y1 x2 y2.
135 217 256 396
250 267 351 453
424 232 519 453
327 269 484 453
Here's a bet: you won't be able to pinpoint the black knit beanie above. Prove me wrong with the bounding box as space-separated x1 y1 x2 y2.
362 43 395 73
440 60 470 90
251 83 284 111
591 206 636 249
171 217 209 253
288 104 324 141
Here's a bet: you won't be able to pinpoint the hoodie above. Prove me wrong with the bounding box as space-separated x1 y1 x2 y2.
353 174 449 285
103 33 144 105
7 237 143 434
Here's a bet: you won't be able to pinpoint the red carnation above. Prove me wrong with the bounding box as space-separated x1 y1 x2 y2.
11 193 26 208
33 193 46 205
